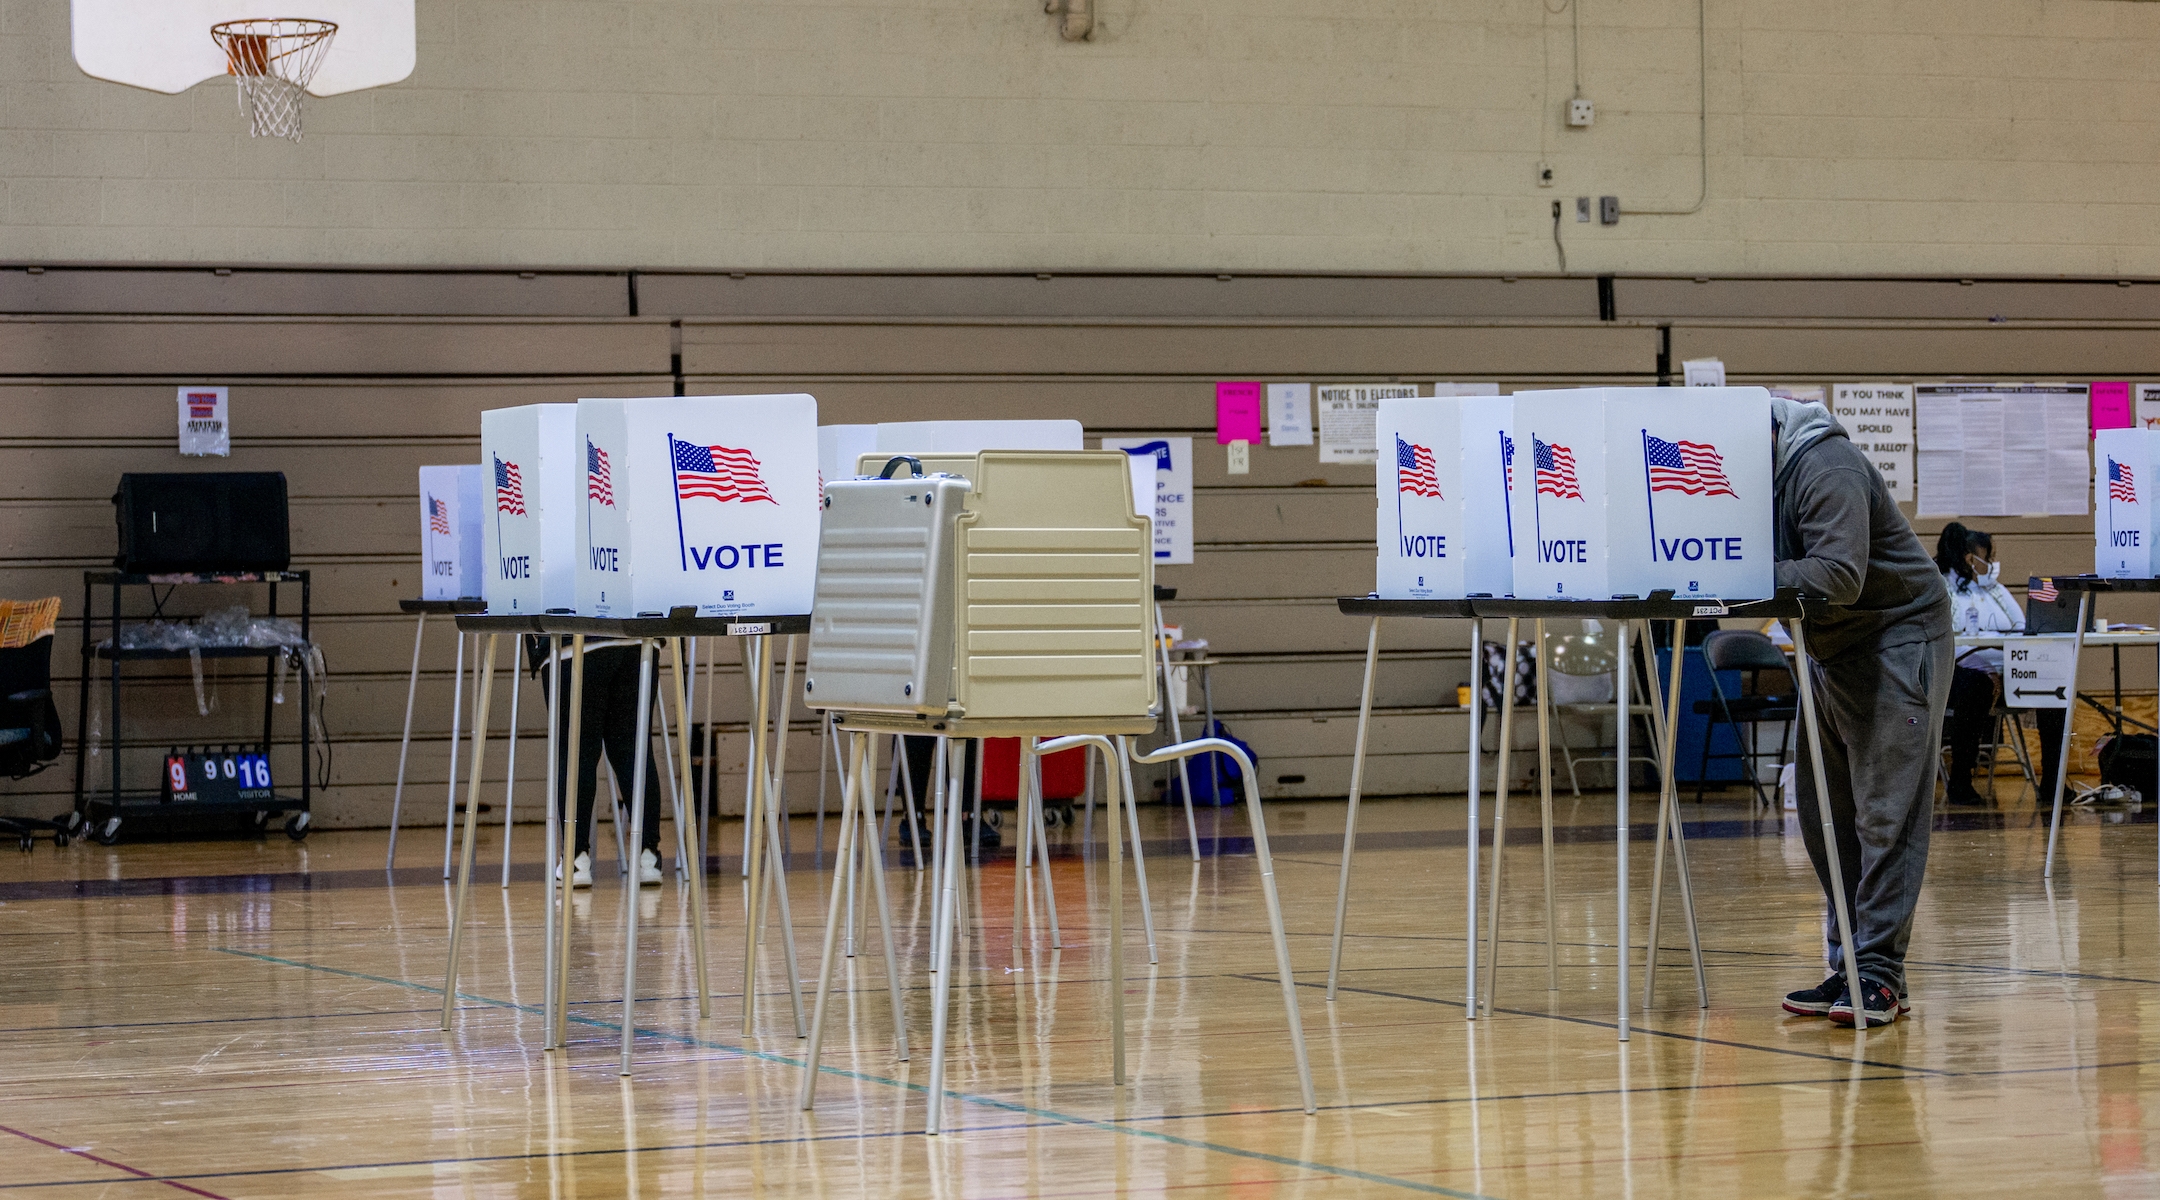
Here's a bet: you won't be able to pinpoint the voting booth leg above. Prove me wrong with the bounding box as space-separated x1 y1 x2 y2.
1326 616 1382 1002
1482 618 1522 1015
617 640 659 1075
1464 618 1483 1021
759 744 808 1039
853 743 908 1059
1614 621 1630 1041
386 612 426 870
550 637 586 1050
440 634 500 1030
1029 743 1062 948
799 732 859 1110
2043 593 2092 879
1107 741 1127 1091
926 738 971 1136
1790 620 1871 1031
441 631 467 879
499 663 522 889
1115 738 1161 964
668 639 711 1020
1641 620 1708 1010
1534 620 1559 990
1157 603 1201 860
540 637 562 1050
1127 736 1315 1114
741 636 775 1035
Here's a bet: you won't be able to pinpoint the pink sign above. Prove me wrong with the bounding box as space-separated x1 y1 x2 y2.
2093 381 2132 437
1215 381 1262 444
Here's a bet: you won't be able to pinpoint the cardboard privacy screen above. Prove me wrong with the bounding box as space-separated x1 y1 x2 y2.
1511 387 1774 601
2095 428 2159 578
418 464 482 601
1374 396 1516 599
479 405 577 615
576 394 819 618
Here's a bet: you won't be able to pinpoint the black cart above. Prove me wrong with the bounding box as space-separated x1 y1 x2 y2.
71 570 314 844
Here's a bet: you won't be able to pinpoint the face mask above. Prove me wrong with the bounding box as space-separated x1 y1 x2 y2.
1985 561 2001 582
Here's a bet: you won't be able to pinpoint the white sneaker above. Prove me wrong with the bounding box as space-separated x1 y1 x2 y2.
638 848 664 886
571 852 593 888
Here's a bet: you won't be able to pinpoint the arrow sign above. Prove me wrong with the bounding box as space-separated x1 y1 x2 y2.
2013 686 2067 700
2005 638 2078 710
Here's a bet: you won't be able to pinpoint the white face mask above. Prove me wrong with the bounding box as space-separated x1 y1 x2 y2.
1985 561 2001 582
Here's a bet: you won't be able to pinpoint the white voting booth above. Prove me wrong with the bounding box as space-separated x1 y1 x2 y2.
1511 387 1774 601
479 404 578 614
2095 428 2160 578
1375 396 1515 599
575 394 820 618
418 465 482 601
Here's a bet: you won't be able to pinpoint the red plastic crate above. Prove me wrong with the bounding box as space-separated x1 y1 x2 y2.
979 737 1087 803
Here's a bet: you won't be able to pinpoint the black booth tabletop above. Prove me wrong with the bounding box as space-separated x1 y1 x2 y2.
1335 597 1480 619
456 610 812 638
2051 575 2160 594
399 598 488 615
1339 589 1821 622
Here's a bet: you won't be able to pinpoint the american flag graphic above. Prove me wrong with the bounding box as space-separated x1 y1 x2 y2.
671 437 776 504
2109 457 2137 504
1533 437 1583 500
494 455 526 516
587 439 615 507
1396 435 1441 498
2030 577 2059 602
1501 432 1515 491
1644 434 1738 498
427 495 452 536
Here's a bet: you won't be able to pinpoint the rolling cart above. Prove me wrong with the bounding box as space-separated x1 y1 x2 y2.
71 570 314 845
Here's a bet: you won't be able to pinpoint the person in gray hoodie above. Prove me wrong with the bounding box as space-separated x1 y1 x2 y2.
1770 397 1952 1027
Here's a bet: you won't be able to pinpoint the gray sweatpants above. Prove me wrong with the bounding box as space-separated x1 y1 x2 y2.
1794 629 1954 994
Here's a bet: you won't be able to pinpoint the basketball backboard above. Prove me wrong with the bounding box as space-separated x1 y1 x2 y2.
72 0 414 96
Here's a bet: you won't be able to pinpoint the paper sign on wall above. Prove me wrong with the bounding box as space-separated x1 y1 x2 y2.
1682 359 1726 387
177 386 229 457
1431 383 1501 397
1268 383 1313 446
2137 383 2160 431
2003 638 2078 709
1317 384 1416 464
1216 381 1262 444
2092 381 2133 435
1102 436 1193 564
1830 383 1916 502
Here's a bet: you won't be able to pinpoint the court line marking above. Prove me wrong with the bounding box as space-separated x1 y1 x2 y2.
0 1121 232 1199
207 948 1500 1200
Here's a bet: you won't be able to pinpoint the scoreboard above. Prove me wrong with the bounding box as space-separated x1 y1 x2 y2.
162 746 274 805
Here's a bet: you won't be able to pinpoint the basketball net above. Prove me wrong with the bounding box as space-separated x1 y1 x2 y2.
210 19 337 142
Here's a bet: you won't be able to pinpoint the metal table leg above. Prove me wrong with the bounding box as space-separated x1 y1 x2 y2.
440 633 501 1029
1325 616 1381 1002
551 637 586 1050
441 630 467 879
499 655 522 888
1641 619 1706 1009
1790 619 1871 1030
617 639 659 1075
1615 620 1630 1041
669 638 710 1019
386 611 426 869
541 636 561 1049
1114 737 1160 964
2044 593 2092 878
1156 602 1201 860
1465 616 1483 1020
1482 617 1522 1013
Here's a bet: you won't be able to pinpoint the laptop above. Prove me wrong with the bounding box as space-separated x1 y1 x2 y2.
2025 577 2081 634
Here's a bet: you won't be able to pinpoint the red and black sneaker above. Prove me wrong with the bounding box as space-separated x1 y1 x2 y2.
1829 978 1903 1027
1781 974 1845 1017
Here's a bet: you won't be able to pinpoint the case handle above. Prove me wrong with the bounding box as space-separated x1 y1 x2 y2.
877 455 925 479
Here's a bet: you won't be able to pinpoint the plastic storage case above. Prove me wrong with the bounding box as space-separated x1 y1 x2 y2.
803 456 972 715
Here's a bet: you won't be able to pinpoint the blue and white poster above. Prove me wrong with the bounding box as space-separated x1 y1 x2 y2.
1101 436 1193 565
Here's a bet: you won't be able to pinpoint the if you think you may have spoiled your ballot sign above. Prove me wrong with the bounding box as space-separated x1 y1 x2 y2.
575 394 819 619
1509 388 1774 601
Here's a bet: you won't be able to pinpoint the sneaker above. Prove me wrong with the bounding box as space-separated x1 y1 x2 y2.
1781 974 1846 1017
554 851 593 889
1829 977 1902 1027
638 848 664 886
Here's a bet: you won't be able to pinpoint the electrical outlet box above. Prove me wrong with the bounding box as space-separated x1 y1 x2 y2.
1576 196 1591 223
1599 195 1620 225
1537 162 1554 187
1568 98 1595 127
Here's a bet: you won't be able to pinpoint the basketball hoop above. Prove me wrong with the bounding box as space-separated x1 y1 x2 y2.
210 18 337 141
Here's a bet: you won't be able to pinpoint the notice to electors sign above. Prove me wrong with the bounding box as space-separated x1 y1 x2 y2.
2003 637 2078 710
1101 436 1193 564
1831 383 1915 502
1317 383 1416 464
177 386 229 457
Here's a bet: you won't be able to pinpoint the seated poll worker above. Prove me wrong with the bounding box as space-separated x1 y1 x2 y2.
533 635 665 888
1770 398 1953 1027
1934 523 2069 807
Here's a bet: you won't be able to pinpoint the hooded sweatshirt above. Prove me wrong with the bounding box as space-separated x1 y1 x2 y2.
1770 398 1950 662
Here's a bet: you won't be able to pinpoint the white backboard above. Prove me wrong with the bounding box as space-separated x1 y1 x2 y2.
73 0 415 96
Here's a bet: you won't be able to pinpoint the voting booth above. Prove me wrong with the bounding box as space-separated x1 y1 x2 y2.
479 404 577 614
574 394 819 619
818 424 877 498
418 464 482 601
1375 395 1515 599
2094 428 2159 578
1511 387 1774 601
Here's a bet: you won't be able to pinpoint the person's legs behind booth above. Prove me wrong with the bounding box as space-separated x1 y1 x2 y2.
1943 664 1997 806
1786 632 1953 1026
549 643 664 887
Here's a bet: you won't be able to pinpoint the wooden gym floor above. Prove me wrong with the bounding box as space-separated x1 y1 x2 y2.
0 784 2154 1198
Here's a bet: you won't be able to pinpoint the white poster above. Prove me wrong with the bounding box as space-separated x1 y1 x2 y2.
1102 436 1193 565
177 386 229 457
2138 383 2160 431
1268 383 1313 446
1914 383 2089 517
1317 383 1416 464
2003 638 2078 709
1432 382 1501 397
1830 384 1915 502
1768 383 1827 404
1682 359 1726 387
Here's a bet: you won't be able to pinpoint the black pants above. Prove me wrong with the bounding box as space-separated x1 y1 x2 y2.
544 644 662 857
1945 664 2065 803
900 735 975 820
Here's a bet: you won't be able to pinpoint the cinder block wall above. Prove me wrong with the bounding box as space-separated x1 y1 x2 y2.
5 0 2160 274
